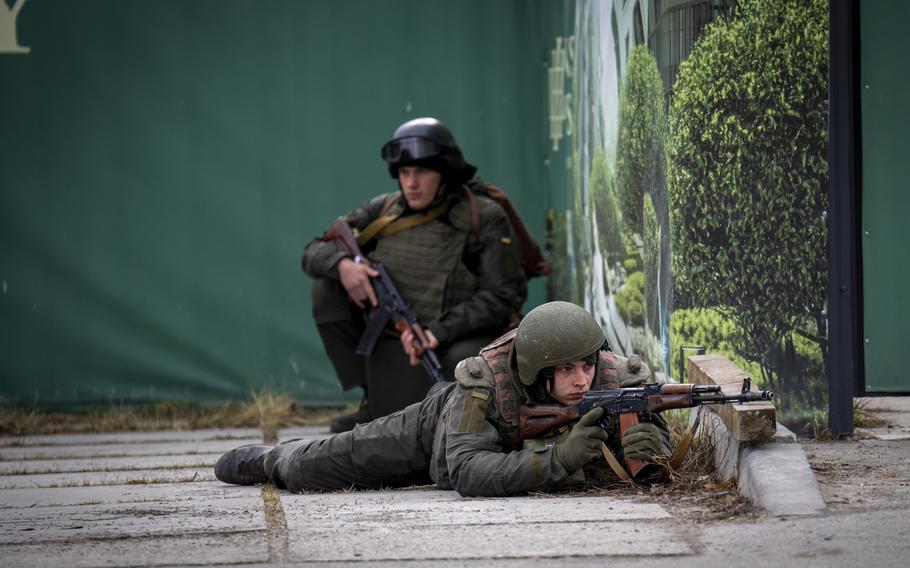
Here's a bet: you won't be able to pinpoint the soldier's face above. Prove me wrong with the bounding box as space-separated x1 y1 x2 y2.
398 166 443 210
547 359 596 406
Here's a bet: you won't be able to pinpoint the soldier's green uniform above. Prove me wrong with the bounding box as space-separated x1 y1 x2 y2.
302 183 527 385
300 118 527 431
247 302 664 496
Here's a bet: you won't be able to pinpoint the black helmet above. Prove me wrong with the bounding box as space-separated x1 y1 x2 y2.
514 301 605 386
380 117 476 182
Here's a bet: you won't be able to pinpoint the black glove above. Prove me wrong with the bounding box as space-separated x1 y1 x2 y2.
622 422 669 461
553 407 609 473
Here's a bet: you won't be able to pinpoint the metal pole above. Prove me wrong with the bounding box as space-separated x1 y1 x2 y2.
678 345 705 383
827 0 859 435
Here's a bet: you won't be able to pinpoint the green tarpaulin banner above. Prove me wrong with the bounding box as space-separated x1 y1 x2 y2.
1 0 567 407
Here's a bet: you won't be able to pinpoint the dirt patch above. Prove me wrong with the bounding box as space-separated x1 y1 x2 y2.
803 438 910 512
804 398 910 513
541 476 759 525
548 415 762 525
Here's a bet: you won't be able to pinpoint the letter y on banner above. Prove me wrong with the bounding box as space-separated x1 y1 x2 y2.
1 0 30 54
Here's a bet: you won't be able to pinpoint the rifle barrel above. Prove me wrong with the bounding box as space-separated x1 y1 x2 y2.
694 390 774 403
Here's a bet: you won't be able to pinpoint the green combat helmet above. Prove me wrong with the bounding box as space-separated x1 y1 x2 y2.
514 301 605 386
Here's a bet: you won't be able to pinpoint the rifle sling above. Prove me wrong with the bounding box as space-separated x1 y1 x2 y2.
669 428 696 470
600 442 633 483
668 406 704 470
355 305 392 356
599 413 697 482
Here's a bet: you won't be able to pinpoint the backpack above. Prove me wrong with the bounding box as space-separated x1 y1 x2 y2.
464 180 549 279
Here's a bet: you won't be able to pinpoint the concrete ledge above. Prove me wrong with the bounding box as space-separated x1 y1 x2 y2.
694 408 826 516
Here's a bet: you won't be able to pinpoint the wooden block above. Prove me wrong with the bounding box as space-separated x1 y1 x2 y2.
687 354 776 442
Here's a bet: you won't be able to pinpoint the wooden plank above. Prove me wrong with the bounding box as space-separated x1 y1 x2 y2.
687 354 776 442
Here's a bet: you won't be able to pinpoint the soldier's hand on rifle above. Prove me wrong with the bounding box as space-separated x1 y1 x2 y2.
622 422 668 461
400 326 439 366
553 407 609 473
337 257 379 309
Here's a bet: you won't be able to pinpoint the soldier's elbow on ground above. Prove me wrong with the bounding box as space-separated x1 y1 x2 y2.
447 466 518 498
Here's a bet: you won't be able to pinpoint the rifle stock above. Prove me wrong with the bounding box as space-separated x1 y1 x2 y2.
518 404 581 439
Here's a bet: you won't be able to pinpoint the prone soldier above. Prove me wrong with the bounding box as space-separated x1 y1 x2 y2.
215 301 668 496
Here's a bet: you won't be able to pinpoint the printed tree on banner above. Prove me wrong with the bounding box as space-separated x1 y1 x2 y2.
616 44 667 238
668 0 829 420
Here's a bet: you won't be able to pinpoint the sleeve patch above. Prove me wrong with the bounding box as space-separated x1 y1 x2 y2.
470 389 490 401
457 388 492 433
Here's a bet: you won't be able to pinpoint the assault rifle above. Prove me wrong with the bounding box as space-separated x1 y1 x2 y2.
519 378 773 480
325 218 446 384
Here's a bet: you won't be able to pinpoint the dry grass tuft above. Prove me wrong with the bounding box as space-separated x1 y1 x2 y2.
577 408 756 520
853 398 888 429
243 388 299 444
0 392 343 437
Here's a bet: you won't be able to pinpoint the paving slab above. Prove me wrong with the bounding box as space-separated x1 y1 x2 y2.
282 489 670 529
0 466 215 488
0 480 258 508
289 520 690 561
0 530 270 568
0 428 265 447
0 454 219 476
0 496 265 545
0 453 218 475
290 507 909 568
0 425 328 447
281 489 685 562
0 429 332 462
0 439 257 461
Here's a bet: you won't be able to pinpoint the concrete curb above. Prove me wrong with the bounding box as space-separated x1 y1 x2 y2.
695 408 827 516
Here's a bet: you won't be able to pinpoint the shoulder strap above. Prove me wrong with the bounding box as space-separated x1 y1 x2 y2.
356 213 399 246
377 202 448 239
355 195 448 246
355 194 403 246
462 185 480 233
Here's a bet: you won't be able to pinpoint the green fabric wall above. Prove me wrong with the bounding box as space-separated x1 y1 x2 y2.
860 0 910 392
0 0 573 407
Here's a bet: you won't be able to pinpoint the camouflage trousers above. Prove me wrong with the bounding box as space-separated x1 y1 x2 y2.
262 384 455 492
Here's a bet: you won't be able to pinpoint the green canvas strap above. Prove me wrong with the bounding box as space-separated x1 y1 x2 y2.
355 212 399 246
601 407 700 483
669 406 705 470
669 427 696 470
356 201 449 246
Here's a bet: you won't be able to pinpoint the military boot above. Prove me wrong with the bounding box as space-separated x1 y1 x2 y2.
329 399 371 433
214 444 271 485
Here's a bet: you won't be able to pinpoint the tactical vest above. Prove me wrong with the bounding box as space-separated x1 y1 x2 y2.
477 331 620 451
369 196 478 323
